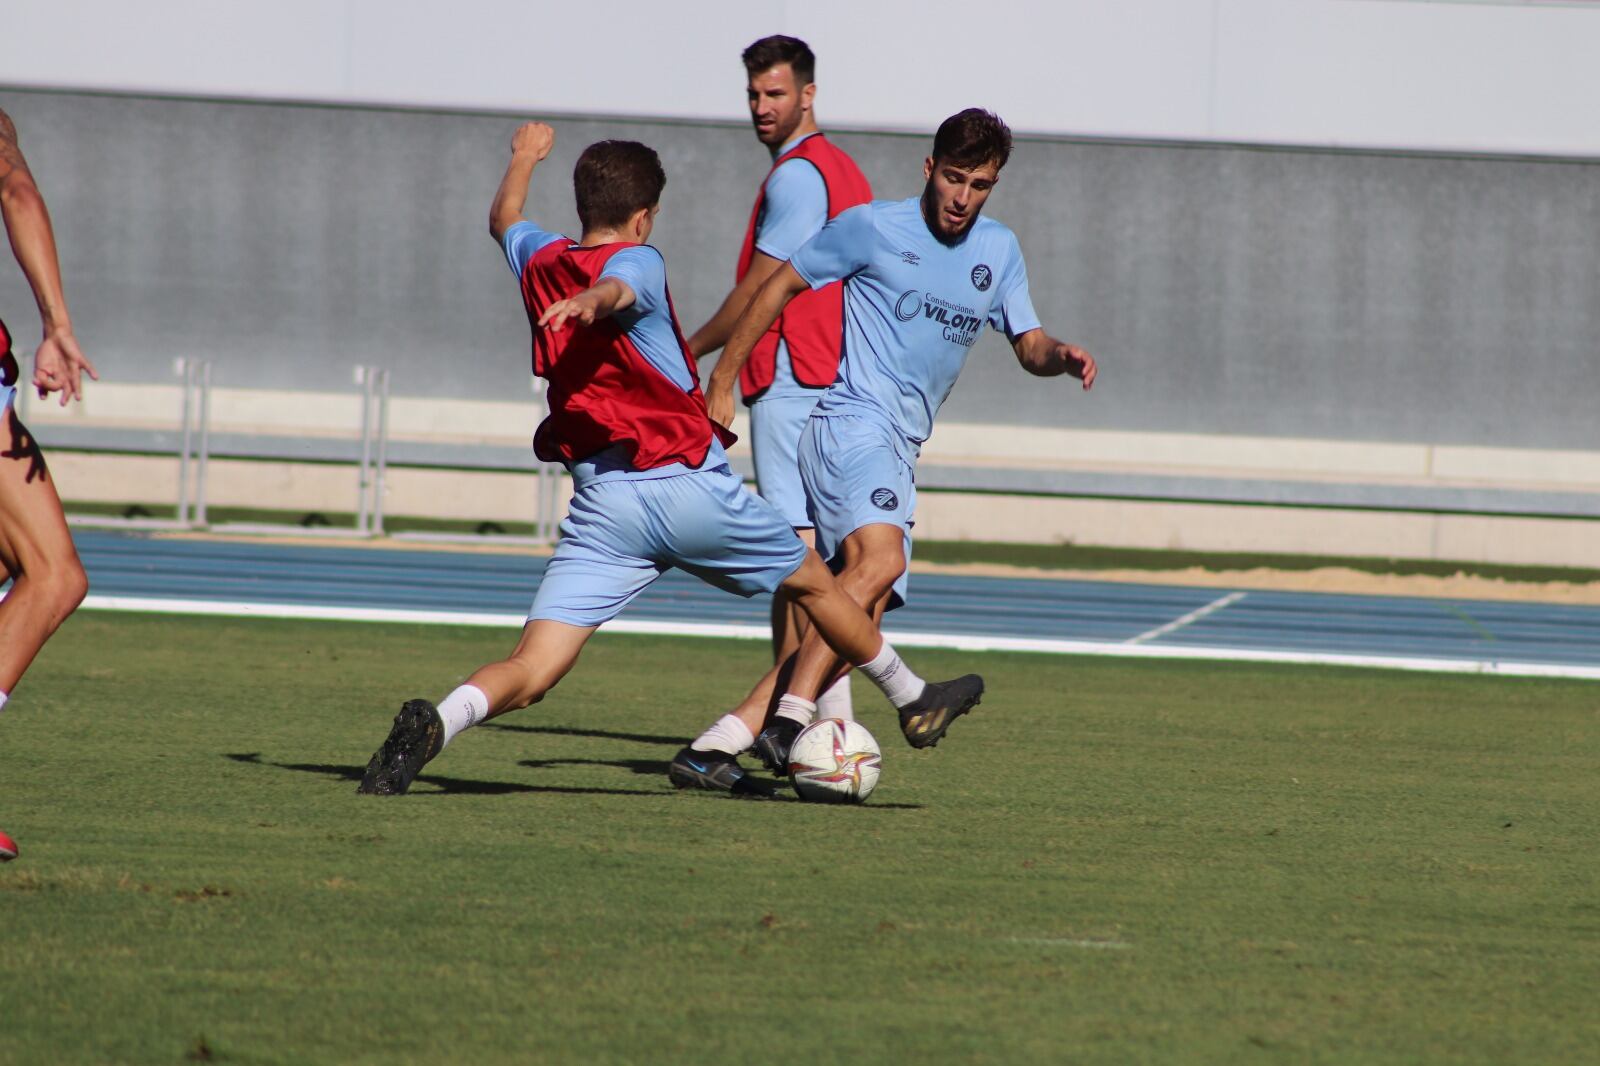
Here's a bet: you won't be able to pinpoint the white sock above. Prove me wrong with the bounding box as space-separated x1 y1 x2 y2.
437 684 490 749
858 641 927 709
774 694 816 727
691 714 755 755
0 689 8 713
816 676 854 722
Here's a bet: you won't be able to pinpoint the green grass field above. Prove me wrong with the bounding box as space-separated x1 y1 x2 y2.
3 613 1598 1064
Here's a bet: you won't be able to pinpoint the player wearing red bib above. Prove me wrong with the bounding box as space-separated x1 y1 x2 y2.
692 37 871 733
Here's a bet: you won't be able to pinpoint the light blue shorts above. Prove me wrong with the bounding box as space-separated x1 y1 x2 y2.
529 465 809 628
750 390 826 528
798 414 915 609
0 383 14 415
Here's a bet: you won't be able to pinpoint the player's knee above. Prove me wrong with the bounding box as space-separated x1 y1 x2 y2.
779 552 837 602
839 550 903 603
60 560 88 615
37 553 88 620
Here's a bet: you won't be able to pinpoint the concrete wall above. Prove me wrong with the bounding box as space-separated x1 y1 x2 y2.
2 87 1594 453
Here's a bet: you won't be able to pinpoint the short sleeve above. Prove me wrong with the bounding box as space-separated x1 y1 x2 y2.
502 220 566 276
599 246 668 316
790 204 876 290
987 236 1042 340
754 159 829 261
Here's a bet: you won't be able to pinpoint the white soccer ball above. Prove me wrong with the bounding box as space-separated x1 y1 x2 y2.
788 718 882 804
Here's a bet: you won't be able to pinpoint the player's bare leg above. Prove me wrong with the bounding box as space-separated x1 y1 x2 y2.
676 538 983 792
358 620 595 795
0 409 87 863
671 550 882 795
0 407 88 696
771 524 982 763
771 527 852 724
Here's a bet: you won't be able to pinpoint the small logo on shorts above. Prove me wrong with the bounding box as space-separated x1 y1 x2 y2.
971 264 993 291
894 289 923 322
871 488 899 511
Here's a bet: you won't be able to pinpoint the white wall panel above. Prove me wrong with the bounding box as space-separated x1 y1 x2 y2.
5 0 1599 155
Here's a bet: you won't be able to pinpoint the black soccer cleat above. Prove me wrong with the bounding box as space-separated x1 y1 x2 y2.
667 746 776 799
357 699 445 795
898 674 985 749
753 717 805 776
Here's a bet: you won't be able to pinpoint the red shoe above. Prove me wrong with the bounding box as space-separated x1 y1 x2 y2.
0 828 17 861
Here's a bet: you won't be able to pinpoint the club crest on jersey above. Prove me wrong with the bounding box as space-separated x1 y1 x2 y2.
971 264 993 291
871 488 899 511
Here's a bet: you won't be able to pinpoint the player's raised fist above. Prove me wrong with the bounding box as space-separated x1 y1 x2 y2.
511 122 555 162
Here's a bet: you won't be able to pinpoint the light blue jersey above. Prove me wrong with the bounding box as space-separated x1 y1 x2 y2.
790 197 1041 461
502 220 728 489
755 133 830 400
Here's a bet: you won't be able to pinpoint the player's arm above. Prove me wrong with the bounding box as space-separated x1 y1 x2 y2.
0 108 97 404
489 122 555 244
704 201 872 427
537 277 637 333
1012 328 1096 389
703 263 810 427
686 251 785 358
690 160 826 359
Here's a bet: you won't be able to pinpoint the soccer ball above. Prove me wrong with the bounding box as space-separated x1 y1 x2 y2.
788 718 882 804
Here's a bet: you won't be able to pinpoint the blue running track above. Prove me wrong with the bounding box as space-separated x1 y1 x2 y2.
53 528 1600 681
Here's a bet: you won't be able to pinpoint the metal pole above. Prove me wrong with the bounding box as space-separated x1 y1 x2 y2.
195 361 213 527
176 359 194 525
371 368 391 537
355 366 373 535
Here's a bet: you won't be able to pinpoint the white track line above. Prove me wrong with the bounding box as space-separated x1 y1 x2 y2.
76 594 1600 682
1127 590 1247 645
1003 938 1132 950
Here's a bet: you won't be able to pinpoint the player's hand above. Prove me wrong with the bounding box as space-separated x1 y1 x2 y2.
705 382 735 430
33 327 98 405
538 295 598 332
1059 343 1096 390
511 122 555 162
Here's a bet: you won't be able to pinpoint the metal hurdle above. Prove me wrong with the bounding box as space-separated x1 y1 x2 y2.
354 364 391 537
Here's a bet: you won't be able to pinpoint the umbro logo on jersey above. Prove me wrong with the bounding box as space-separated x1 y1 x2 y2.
871 488 899 511
971 264 993 291
899 251 921 266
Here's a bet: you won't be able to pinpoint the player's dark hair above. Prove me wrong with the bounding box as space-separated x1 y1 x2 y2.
742 35 815 87
573 140 667 232
931 109 1013 171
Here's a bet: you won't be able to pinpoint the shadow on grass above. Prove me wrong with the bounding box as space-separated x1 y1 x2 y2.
223 752 666 798
519 756 670 776
481 723 684 746
225 753 924 808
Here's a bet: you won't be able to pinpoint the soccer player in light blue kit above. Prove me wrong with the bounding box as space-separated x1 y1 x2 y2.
356 122 983 798
690 36 870 726
696 109 1097 769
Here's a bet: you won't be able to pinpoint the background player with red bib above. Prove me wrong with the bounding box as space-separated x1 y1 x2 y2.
691 36 871 736
0 107 98 861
